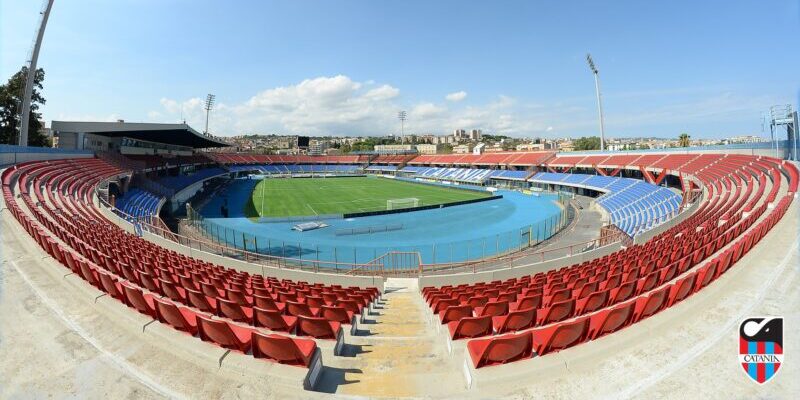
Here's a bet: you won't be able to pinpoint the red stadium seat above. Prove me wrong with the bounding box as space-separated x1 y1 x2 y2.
186 287 218 314
633 286 670 322
305 295 327 309
285 301 320 317
336 299 363 315
97 270 125 301
159 279 187 303
120 282 156 317
467 331 533 368
668 273 697 306
197 315 253 353
493 307 536 334
464 296 489 308
447 315 493 339
153 297 199 335
635 271 660 295
225 289 253 307
532 318 590 356
439 305 474 324
253 294 285 313
217 298 254 322
318 305 354 324
609 280 636 303
512 294 542 311
474 301 509 317
544 288 571 307
588 300 635 340
296 315 341 339
575 289 609 315
253 307 297 333
537 298 575 326
252 332 317 367
78 259 101 288
432 298 460 314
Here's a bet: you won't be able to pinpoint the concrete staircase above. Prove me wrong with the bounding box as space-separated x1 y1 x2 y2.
317 278 465 397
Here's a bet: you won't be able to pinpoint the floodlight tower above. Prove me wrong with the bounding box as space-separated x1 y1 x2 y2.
586 53 606 151
204 94 216 135
768 104 798 160
19 0 55 146
398 110 407 142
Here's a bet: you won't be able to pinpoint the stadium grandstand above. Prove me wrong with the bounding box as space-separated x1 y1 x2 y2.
2 2 797 397
2 130 798 397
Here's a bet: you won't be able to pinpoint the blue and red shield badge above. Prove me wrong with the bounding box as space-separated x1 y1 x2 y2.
739 317 783 384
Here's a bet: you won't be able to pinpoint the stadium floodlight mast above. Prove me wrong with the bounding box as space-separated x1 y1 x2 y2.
18 0 55 147
398 110 407 142
204 94 216 135
586 53 606 151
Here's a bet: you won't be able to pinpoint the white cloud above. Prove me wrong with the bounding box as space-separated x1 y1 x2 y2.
411 103 447 119
445 91 467 102
364 85 400 101
149 76 783 138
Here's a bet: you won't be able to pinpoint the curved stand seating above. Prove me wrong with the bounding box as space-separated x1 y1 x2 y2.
422 154 797 369
113 188 163 221
208 153 369 165
2 152 796 379
1 158 380 377
529 172 682 236
397 166 531 184
227 164 362 175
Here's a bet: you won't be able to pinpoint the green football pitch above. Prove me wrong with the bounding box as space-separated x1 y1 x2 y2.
247 176 491 218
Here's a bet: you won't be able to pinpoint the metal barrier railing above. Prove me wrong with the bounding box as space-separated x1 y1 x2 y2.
93 174 699 276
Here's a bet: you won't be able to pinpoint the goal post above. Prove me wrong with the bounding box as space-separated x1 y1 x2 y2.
386 198 420 210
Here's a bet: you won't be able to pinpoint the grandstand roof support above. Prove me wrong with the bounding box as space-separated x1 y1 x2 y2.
639 166 656 184
608 167 623 177
594 167 608 176
653 169 668 186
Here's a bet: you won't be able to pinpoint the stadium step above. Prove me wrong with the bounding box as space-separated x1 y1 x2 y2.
316 278 464 397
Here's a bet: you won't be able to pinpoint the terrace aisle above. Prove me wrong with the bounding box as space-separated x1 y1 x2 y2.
318 278 465 397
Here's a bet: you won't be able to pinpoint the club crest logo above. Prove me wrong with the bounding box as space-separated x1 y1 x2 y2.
739 317 783 384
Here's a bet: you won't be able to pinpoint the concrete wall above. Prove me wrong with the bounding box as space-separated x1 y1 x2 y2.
1 150 92 166
417 241 622 288
169 172 230 212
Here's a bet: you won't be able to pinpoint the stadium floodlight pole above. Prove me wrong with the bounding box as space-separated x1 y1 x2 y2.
19 0 55 147
204 94 216 135
586 53 606 151
398 110 407 142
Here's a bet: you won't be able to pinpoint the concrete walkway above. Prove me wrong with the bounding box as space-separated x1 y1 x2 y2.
318 278 464 397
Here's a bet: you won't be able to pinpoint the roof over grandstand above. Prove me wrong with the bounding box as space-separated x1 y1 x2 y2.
50 121 231 148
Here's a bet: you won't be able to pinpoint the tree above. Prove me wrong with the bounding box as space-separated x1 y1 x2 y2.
573 136 601 151
678 133 691 147
0 66 50 147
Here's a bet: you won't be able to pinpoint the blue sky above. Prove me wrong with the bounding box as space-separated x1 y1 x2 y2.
2 0 798 138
